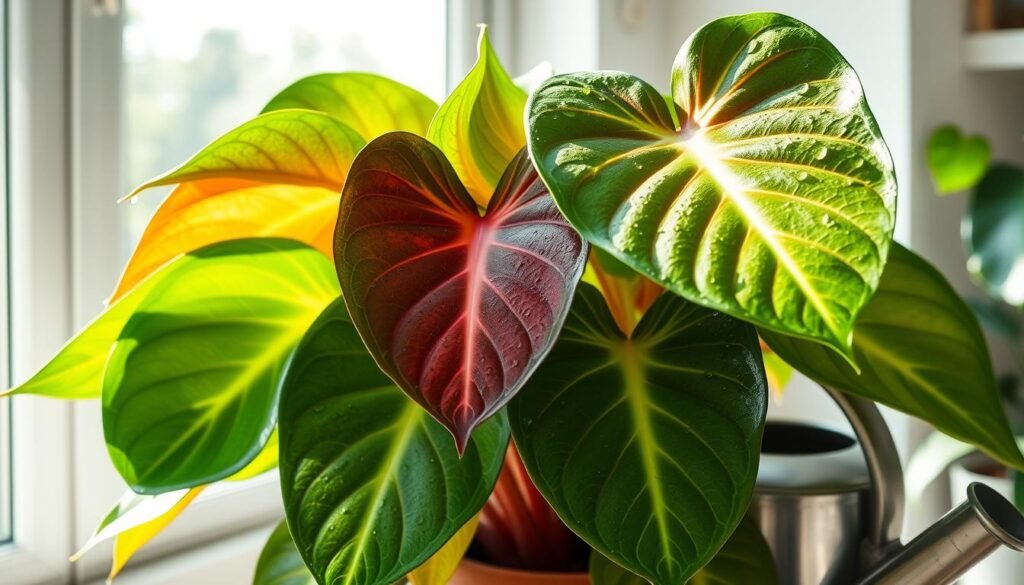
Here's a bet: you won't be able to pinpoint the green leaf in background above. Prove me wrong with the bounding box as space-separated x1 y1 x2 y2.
279 299 508 585
255 521 317 585
103 239 339 493
763 244 1024 471
125 110 365 199
589 517 777 585
964 164 1024 307
428 26 526 206
927 125 991 194
527 12 897 360
510 284 767 585
262 73 437 138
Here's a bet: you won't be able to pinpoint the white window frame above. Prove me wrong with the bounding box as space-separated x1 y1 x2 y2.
1 1 498 583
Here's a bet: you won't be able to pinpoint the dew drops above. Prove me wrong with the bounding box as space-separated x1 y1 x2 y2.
128 196 140 206
821 214 834 227
795 83 810 96
796 170 809 182
581 86 592 96
814 146 828 160
748 40 762 54
851 157 864 169
704 371 714 379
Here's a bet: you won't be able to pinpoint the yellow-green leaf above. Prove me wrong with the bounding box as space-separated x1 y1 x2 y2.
124 110 364 200
263 72 437 138
407 516 480 585
107 487 205 581
427 26 526 206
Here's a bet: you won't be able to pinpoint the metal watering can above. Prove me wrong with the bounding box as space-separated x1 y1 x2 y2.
750 385 1024 584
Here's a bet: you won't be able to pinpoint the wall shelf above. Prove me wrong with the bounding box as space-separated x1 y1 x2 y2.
964 28 1024 70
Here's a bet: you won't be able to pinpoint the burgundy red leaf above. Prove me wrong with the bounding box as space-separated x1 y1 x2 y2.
335 132 587 450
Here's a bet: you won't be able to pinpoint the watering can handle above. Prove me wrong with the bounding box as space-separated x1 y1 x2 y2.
821 385 905 552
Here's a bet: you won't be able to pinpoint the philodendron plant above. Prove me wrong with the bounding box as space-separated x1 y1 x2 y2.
7 12 1024 585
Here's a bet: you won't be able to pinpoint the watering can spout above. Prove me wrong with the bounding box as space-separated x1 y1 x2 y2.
856 482 1024 585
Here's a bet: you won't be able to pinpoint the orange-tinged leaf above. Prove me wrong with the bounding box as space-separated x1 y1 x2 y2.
112 179 337 299
427 26 526 206
407 515 480 585
106 487 205 582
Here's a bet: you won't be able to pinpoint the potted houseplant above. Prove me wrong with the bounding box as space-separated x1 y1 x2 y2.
7 12 1024 585
907 123 1024 585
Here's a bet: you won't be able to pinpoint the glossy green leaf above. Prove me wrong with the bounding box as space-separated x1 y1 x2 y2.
427 26 526 206
927 125 991 194
126 110 364 199
510 284 767 585
964 164 1024 307
263 73 437 139
103 239 339 493
279 299 509 585
589 517 777 585
255 521 317 585
763 244 1024 471
527 12 897 359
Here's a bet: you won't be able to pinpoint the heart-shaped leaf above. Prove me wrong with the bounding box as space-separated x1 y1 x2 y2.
263 72 437 138
762 244 1024 471
103 239 339 493
964 164 1024 307
927 125 991 194
335 132 587 450
589 516 777 585
510 284 767 585
527 12 897 359
255 521 317 585
427 26 526 205
279 298 508 585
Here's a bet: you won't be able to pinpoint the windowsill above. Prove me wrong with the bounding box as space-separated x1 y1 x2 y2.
84 523 276 585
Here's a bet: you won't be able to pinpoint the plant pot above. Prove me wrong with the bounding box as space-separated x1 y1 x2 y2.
949 452 1024 585
448 559 590 585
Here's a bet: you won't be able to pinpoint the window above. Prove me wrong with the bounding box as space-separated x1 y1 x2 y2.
2 1 466 583
120 0 449 259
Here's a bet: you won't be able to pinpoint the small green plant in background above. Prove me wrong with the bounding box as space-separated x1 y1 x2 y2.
908 124 1024 508
4 13 1023 585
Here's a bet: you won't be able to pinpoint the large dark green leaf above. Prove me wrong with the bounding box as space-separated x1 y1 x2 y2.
527 12 897 360
589 517 777 585
964 164 1024 307
763 244 1024 470
279 299 508 585
510 284 767 585
255 521 317 585
926 125 991 195
263 73 437 139
103 239 339 493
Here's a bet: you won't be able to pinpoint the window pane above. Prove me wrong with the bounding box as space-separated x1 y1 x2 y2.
121 0 448 259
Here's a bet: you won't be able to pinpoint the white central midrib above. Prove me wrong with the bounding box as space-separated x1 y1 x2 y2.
680 131 840 340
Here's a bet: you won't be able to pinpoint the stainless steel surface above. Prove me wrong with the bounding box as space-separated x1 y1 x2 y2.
856 482 1024 584
751 488 865 585
821 385 905 552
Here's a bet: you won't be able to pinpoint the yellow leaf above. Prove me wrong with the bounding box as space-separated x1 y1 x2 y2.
108 487 205 582
112 179 337 300
407 515 480 585
427 26 526 206
227 427 279 482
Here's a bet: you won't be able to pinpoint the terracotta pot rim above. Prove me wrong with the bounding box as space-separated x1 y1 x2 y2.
459 557 588 578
